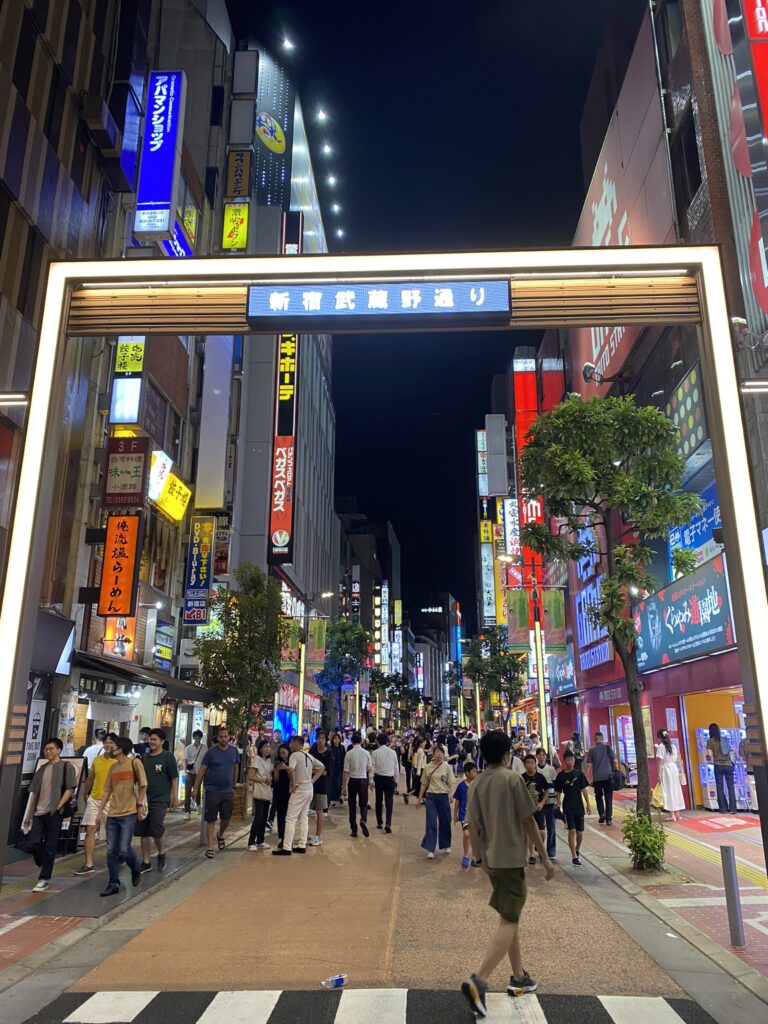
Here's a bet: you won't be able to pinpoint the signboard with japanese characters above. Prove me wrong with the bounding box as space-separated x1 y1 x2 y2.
114 337 145 377
222 202 249 250
668 480 721 573
102 437 149 508
247 279 510 328
154 471 191 523
153 619 175 672
225 148 251 198
214 515 231 576
134 71 186 240
252 47 295 209
634 555 736 673
97 514 143 618
548 647 577 699
268 334 299 565
183 516 216 625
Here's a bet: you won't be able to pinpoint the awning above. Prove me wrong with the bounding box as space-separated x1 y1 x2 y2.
72 651 213 704
34 610 76 674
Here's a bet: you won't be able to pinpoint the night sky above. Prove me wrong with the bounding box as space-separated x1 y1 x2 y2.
226 0 646 632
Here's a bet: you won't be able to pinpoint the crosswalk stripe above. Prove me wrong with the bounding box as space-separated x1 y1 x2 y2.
484 993 548 1023
196 990 282 1024
335 988 408 1024
598 996 687 1024
63 991 156 1023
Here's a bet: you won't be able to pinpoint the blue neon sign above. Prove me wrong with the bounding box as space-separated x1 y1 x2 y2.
161 219 194 259
135 71 186 239
246 279 510 323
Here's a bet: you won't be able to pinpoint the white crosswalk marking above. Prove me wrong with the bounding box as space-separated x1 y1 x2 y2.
599 996 687 1024
63 992 156 1023
484 993 548 1024
335 988 408 1024
196 990 282 1024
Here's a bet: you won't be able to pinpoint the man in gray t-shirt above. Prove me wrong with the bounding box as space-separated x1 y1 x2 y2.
586 732 619 825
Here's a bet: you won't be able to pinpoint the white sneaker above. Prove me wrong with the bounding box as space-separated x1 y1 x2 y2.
248 844 259 851
32 880 49 892
442 848 451 855
184 813 191 821
256 843 270 850
309 836 322 846
427 852 435 859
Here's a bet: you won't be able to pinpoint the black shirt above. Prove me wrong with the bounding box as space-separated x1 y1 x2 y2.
309 744 331 795
522 770 548 808
554 769 589 813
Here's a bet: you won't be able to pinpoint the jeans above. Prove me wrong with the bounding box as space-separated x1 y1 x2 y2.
714 763 737 813
421 793 451 852
403 762 412 793
184 772 197 813
543 804 557 858
29 811 63 880
283 783 314 851
593 778 614 821
106 814 142 885
248 799 270 846
374 775 395 827
347 778 369 834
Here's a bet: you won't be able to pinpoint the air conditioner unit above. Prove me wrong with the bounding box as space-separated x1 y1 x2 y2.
81 94 121 158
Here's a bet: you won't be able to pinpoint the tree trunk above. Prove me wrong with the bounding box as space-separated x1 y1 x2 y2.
616 641 651 817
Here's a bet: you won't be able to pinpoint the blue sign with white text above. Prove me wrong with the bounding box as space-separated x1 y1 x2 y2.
667 480 721 572
246 279 510 324
135 71 186 239
161 219 194 259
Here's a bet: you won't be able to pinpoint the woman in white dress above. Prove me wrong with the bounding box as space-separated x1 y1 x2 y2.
655 729 686 821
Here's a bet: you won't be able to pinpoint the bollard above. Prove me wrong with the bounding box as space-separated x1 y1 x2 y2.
720 845 746 947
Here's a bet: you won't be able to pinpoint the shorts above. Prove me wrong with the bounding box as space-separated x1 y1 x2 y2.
489 867 528 923
311 793 328 811
564 810 585 832
533 810 546 829
204 790 234 824
460 819 470 832
82 796 105 828
134 801 168 838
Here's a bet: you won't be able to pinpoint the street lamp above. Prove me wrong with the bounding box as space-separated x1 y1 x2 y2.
459 637 482 736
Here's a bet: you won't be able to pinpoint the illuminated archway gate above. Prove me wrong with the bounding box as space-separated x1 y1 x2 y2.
2 246 766 846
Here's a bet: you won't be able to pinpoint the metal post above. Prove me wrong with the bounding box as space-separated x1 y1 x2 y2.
297 637 307 736
475 680 482 736
532 572 549 753
720 845 746 947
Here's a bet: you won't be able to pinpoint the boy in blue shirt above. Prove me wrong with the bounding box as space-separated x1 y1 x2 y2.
453 761 479 869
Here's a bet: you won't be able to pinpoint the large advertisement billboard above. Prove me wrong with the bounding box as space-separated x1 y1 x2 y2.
253 47 296 209
134 72 186 240
267 335 299 565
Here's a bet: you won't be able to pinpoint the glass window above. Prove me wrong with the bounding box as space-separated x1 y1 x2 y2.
44 66 69 154
670 109 702 229
658 1 683 75
13 12 37 102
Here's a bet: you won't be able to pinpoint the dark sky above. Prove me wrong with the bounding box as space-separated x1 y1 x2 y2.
225 0 646 632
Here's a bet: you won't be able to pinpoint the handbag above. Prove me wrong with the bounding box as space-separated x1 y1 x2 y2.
651 782 665 809
611 769 625 792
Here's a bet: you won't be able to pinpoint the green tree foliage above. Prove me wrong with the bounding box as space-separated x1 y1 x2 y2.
193 563 286 740
315 620 370 728
519 394 700 816
462 625 526 729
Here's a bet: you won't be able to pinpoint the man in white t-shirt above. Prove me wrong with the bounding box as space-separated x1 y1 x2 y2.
272 735 325 856
82 728 107 770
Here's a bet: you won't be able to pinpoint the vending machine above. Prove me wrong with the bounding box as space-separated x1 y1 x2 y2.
694 728 751 810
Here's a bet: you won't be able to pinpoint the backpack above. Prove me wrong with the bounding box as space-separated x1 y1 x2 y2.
719 735 731 757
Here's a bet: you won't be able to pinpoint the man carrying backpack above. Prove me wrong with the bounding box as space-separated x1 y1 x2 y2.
22 738 77 892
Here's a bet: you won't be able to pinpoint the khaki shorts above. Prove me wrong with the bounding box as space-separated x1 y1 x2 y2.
489 867 527 923
82 796 107 837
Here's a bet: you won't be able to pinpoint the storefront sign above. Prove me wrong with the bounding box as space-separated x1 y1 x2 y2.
183 516 215 624
306 619 327 668
102 615 135 659
114 337 145 377
634 556 736 672
102 437 149 508
153 620 175 672
579 640 614 671
222 202 249 250
268 334 299 565
547 648 577 699
214 516 231 576
154 471 191 522
665 364 708 462
23 699 47 773
97 514 143 618
226 149 251 198
109 378 142 425
480 543 496 625
542 589 566 650
134 71 186 239
668 479 721 571
597 681 628 705
160 218 194 258
148 450 173 502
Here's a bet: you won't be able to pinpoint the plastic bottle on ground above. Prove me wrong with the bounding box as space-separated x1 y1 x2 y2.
320 975 347 989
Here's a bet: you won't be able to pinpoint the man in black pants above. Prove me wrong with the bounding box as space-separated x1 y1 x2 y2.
586 731 619 825
342 731 373 837
23 738 77 892
371 732 399 832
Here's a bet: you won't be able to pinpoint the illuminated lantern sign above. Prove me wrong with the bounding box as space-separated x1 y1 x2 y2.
134 71 186 240
97 514 143 618
222 202 249 250
114 337 145 377
154 471 191 522
183 516 216 625
268 333 299 565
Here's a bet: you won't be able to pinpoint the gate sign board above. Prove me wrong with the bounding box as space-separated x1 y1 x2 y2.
134 71 186 240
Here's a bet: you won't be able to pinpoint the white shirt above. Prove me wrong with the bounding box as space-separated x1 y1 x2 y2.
371 745 399 780
184 742 207 770
83 742 104 769
289 750 323 786
510 756 524 775
538 762 557 803
344 744 373 782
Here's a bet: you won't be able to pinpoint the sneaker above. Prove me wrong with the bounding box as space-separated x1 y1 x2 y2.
508 971 538 996
385 826 392 834
461 856 470 869
461 974 488 1017
528 856 536 865
272 849 292 856
292 847 307 854
606 819 613 826
139 861 152 874
256 843 270 850
157 854 166 871
471 858 481 868
309 836 322 846
427 852 435 860
265 820 273 831
572 856 581 866
100 883 121 897
403 794 409 805
248 844 259 851
360 822 369 838
131 868 142 887
442 847 451 855
32 880 49 893
73 865 95 876
184 812 191 821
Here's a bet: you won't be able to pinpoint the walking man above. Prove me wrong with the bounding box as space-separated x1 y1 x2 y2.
535 747 558 861
23 738 77 892
192 727 239 858
183 729 206 819
273 736 325 856
74 732 116 876
136 728 179 872
555 749 591 865
371 732 399 832
586 731 619 825
461 731 554 1015
343 731 373 837
96 737 146 896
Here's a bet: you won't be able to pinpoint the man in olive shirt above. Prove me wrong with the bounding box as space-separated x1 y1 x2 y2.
461 730 554 1017
135 727 178 872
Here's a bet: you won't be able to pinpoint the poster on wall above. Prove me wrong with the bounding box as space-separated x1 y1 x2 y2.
23 699 47 773
633 555 735 673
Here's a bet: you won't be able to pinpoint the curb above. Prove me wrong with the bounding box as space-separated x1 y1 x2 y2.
0 822 251 996
580 845 768 1006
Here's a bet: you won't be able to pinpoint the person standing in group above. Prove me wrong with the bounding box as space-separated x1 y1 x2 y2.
410 738 426 801
95 737 146 896
417 745 454 859
248 739 274 850
453 760 478 869
81 728 108 770
655 729 686 822
23 738 77 892
266 728 283 829
401 733 412 799
183 730 207 819
706 722 737 813
446 727 459 770
460 730 554 1015
272 744 292 849
521 754 548 864
554 749 591 866
585 731 619 826
535 747 558 861
272 736 325 856
328 731 346 807
309 730 332 846
192 727 239 858
343 731 373 838
135 728 178 873
371 732 399 833
73 733 117 876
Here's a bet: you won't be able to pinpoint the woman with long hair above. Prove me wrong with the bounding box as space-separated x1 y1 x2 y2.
247 739 273 849
272 744 292 849
328 731 346 807
410 738 426 800
654 729 685 822
705 722 737 813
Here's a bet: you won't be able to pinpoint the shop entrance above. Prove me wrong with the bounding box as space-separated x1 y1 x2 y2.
0 246 767 859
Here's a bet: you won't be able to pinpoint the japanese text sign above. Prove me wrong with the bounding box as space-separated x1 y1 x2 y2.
97 514 142 618
183 516 216 625
102 436 149 508
269 334 299 565
134 71 186 239
226 149 251 198
114 337 145 377
154 471 191 522
222 202 249 250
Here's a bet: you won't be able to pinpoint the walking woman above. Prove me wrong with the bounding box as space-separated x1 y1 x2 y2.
248 739 273 850
401 734 412 803
328 732 346 807
654 729 686 822
417 745 454 859
705 723 737 813
410 738 426 800
272 744 292 849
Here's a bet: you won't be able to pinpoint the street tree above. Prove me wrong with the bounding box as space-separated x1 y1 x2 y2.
194 562 286 743
519 394 700 817
462 625 526 731
315 620 370 728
